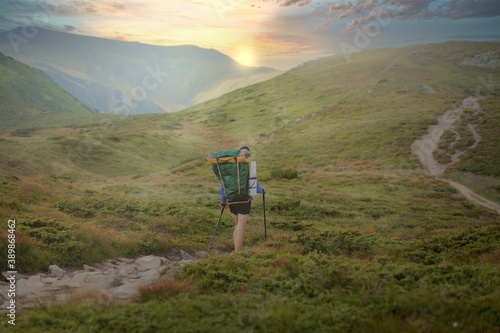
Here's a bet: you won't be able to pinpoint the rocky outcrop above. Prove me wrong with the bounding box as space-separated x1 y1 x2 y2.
0 249 208 310
461 51 500 69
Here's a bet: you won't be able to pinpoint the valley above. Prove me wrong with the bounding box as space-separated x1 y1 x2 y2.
0 28 281 115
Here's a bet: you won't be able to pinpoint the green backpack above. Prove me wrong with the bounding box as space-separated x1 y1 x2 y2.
207 148 250 203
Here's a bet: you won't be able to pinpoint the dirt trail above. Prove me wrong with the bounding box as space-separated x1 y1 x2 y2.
411 97 500 214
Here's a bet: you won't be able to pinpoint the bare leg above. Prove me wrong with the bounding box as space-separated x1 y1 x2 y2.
232 214 238 247
234 214 249 252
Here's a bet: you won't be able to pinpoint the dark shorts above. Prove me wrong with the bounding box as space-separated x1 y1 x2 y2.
229 201 251 215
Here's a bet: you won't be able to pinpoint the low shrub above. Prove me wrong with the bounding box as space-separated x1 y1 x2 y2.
10 128 35 137
180 254 255 293
138 279 199 301
0 229 52 273
296 230 379 257
397 225 500 265
271 168 299 179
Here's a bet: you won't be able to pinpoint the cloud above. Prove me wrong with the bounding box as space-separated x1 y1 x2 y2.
322 0 500 32
438 0 500 19
1 0 128 17
277 0 311 6
251 0 311 7
0 0 131 33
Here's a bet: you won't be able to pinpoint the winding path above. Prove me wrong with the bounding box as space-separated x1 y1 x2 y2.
411 97 500 214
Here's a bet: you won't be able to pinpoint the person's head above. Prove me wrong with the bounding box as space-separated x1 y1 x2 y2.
239 146 251 158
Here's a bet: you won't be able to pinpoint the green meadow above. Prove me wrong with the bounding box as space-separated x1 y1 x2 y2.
0 41 499 332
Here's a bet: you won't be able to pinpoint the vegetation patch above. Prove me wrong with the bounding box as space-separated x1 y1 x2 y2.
453 96 500 177
270 168 299 179
296 230 379 257
10 127 36 137
397 225 500 265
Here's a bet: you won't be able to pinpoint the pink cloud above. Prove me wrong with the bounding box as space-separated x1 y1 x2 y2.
323 0 500 32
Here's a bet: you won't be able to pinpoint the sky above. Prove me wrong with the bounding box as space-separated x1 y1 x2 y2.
1 0 500 70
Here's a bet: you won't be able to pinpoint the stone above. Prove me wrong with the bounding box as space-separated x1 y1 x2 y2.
1 271 23 281
0 301 9 310
17 275 46 296
6 251 201 310
48 265 66 278
178 250 194 260
103 268 117 275
116 257 133 263
103 261 118 269
108 277 150 299
159 257 168 265
139 269 161 282
118 265 139 277
54 272 122 290
161 266 181 280
136 256 163 270
41 277 59 284
0 281 13 299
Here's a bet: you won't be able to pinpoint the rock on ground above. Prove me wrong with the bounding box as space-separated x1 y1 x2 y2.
0 249 205 311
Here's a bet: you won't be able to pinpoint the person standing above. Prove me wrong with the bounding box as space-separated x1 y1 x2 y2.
211 146 264 252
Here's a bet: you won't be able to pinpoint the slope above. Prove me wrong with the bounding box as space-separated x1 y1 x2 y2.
0 51 98 130
179 42 500 177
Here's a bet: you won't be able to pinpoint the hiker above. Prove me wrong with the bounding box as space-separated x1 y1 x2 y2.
208 146 265 252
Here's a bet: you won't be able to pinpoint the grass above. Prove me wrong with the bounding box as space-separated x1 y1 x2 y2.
4 254 499 332
0 52 98 130
451 96 500 177
0 41 499 332
1 168 498 331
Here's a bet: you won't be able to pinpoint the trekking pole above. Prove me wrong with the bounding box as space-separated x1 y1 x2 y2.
208 203 226 253
263 190 267 241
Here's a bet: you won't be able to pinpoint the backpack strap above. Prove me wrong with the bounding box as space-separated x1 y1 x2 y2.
214 158 227 202
231 156 251 205
236 156 241 195
207 156 248 164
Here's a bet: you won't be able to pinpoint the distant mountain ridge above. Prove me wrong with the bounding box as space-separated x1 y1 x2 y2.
0 27 281 114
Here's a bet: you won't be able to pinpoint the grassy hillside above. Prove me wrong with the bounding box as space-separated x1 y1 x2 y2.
0 52 99 130
0 41 499 332
183 42 500 173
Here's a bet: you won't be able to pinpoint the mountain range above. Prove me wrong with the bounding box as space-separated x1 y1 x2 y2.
0 27 280 115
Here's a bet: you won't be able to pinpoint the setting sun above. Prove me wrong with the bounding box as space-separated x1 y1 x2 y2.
234 49 256 67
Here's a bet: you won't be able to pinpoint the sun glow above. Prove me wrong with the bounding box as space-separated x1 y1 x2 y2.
234 49 256 67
